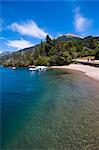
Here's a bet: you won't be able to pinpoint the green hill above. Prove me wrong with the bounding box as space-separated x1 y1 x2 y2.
0 34 99 67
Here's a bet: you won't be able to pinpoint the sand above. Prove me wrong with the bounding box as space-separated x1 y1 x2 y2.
50 64 99 81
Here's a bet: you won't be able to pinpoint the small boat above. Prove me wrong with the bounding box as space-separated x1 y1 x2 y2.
29 66 48 71
36 66 48 71
29 68 37 71
29 66 47 71
12 67 16 70
29 65 36 71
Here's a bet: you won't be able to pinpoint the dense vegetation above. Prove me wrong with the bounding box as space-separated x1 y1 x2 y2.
0 35 99 67
95 48 99 60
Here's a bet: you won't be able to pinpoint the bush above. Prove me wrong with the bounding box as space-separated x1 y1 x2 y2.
35 56 51 66
50 55 58 65
56 51 72 65
95 48 99 60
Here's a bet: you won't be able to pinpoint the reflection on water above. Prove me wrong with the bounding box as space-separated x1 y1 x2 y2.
1 68 99 150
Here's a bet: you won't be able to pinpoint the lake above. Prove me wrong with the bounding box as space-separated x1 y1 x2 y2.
1 67 99 150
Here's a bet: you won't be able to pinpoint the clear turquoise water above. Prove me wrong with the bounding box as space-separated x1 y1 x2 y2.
1 67 99 150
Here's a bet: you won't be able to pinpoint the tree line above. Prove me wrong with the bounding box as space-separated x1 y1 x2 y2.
1 35 99 67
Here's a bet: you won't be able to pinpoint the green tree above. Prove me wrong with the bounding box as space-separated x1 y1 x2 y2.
35 56 51 66
46 34 52 45
56 51 72 65
95 48 99 60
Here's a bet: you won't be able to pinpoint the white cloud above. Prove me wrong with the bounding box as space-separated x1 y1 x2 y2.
7 38 34 50
74 7 93 32
10 20 48 39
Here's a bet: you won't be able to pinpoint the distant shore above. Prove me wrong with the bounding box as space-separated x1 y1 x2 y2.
50 64 99 81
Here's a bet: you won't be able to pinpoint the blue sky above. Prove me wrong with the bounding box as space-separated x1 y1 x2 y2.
0 0 99 53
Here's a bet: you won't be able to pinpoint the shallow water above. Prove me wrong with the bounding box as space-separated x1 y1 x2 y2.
1 67 99 150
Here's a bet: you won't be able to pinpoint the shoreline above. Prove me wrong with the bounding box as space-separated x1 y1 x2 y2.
1 64 99 81
49 64 99 81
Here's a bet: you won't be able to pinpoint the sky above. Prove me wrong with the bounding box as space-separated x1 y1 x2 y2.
0 0 99 53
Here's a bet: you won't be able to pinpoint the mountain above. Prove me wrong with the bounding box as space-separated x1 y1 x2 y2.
0 51 10 58
56 33 82 42
0 34 99 66
65 33 83 38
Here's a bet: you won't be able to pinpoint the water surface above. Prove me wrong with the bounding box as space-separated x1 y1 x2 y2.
1 67 99 150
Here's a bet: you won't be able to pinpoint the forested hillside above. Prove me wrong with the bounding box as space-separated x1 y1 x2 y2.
0 35 99 67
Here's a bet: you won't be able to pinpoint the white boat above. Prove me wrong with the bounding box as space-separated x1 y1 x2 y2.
36 66 48 71
29 66 48 71
29 65 36 71
12 67 16 70
29 67 37 71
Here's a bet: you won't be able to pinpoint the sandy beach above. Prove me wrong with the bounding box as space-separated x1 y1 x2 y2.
50 64 99 81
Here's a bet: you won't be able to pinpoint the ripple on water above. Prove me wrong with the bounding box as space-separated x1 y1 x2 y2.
1 68 99 150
